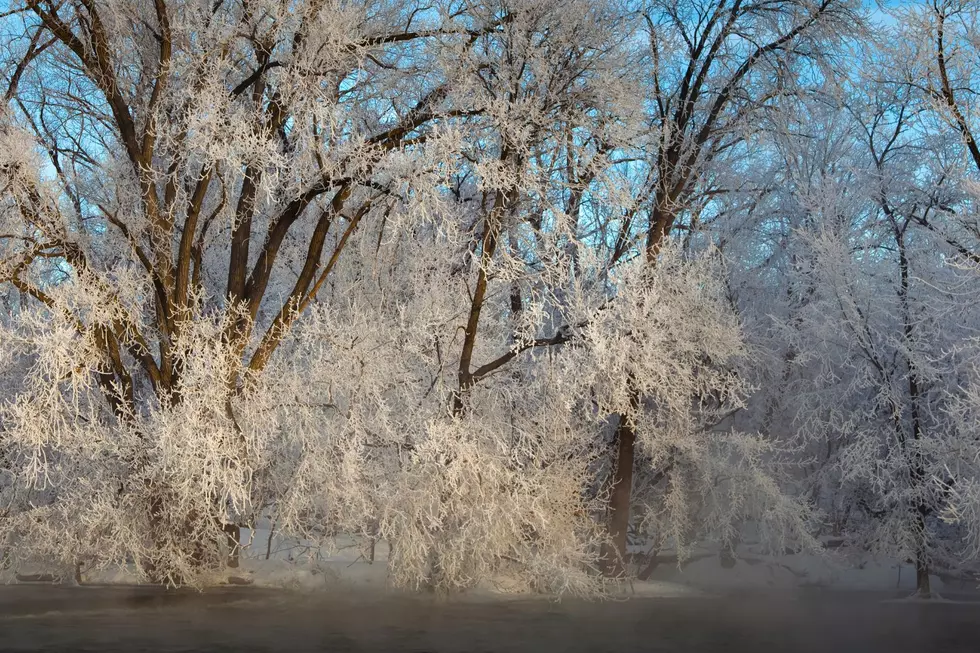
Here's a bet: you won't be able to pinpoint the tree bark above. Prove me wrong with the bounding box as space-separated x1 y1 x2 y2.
915 525 931 597
601 417 636 577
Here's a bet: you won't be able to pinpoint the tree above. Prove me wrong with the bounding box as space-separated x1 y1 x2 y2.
598 0 858 575
0 0 526 583
722 41 980 594
12 0 980 598
889 0 980 263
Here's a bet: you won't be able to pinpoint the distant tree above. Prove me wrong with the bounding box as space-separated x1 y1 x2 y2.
724 43 980 595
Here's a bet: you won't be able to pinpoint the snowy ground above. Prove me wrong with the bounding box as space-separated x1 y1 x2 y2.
225 527 976 597
3 528 976 599
641 550 954 595
231 528 702 598
233 527 391 592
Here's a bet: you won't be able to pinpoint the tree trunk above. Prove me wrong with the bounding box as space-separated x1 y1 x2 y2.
265 520 276 560
896 225 932 599
224 523 240 569
601 417 636 577
636 545 660 581
720 521 741 568
914 504 931 597
720 543 737 569
599 197 674 578
916 555 931 598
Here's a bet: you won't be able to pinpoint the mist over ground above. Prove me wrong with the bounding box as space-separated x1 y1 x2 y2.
2 584 979 653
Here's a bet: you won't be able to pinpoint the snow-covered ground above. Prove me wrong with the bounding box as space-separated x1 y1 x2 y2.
234 527 391 592
641 552 950 594
3 529 976 599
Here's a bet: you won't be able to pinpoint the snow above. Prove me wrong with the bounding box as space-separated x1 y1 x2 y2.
0 529 395 593
230 529 392 592
640 550 950 594
645 557 799 590
0 523 969 600
623 580 704 597
2 540 968 602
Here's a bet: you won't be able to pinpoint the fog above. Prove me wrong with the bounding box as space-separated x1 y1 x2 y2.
2 586 978 652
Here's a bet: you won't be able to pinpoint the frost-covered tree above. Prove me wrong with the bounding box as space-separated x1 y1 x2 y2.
0 0 829 593
596 0 859 574
0 0 621 585
720 38 980 595
14 0 980 598
883 0 980 263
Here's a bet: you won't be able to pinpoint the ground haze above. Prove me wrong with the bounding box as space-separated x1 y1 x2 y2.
1 586 978 652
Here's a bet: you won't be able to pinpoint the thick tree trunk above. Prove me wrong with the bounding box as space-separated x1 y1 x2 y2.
895 226 932 599
916 555 931 598
598 198 675 577
602 417 636 577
